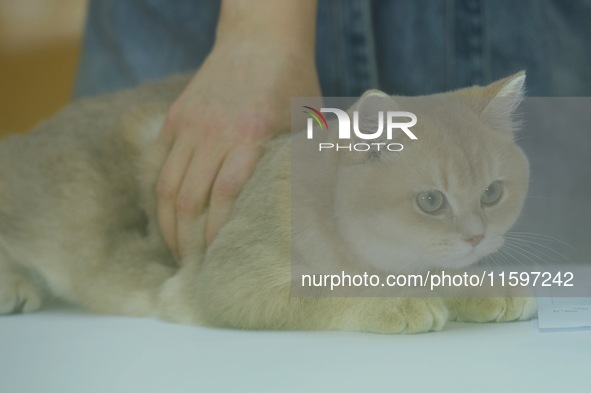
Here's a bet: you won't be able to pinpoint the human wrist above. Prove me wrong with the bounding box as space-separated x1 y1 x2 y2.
215 0 318 55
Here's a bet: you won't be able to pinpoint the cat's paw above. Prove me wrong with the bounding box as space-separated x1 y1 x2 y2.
360 297 448 334
445 296 537 323
0 276 43 315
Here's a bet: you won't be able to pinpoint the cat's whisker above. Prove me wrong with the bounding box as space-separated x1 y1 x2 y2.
486 251 505 268
505 231 576 250
504 238 570 263
499 249 521 267
506 239 564 267
503 236 575 265
493 248 516 267
501 241 559 268
492 255 504 268
504 233 573 257
496 245 536 268
479 252 497 267
495 247 527 267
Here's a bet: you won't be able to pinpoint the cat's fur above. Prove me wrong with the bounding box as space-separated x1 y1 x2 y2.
0 72 536 333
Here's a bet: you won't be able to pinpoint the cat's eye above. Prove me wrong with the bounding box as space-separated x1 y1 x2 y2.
416 191 445 214
481 181 503 206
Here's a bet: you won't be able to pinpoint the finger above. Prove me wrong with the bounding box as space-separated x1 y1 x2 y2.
156 139 194 260
206 145 263 245
176 148 225 259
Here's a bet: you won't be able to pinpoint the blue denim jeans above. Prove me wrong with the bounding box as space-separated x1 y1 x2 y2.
75 0 591 97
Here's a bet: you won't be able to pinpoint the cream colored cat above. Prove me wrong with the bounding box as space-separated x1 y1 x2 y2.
0 72 536 333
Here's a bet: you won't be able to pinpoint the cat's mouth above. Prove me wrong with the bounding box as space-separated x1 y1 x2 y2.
468 244 481 255
436 241 496 269
459 238 504 266
466 242 492 259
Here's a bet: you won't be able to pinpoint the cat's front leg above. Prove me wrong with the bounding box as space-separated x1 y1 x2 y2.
195 291 450 334
444 296 537 323
333 296 448 334
175 267 449 333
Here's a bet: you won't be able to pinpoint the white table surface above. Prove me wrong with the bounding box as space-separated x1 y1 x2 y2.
1 302 589 393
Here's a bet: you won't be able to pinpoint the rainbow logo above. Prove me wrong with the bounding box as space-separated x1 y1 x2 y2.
302 106 329 129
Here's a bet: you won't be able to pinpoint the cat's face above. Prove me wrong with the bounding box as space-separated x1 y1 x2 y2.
334 73 529 273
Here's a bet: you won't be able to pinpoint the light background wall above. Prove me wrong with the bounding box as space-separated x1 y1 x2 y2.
0 0 88 138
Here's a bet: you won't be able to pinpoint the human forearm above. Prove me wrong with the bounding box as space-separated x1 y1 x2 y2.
216 0 318 53
157 0 321 259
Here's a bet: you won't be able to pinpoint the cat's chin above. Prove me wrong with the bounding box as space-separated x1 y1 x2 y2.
436 256 482 270
434 244 500 270
351 249 486 274
437 236 505 269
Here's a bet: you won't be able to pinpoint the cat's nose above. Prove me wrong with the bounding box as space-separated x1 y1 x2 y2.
464 235 484 247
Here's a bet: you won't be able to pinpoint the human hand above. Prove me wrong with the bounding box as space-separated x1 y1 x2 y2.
156 25 320 262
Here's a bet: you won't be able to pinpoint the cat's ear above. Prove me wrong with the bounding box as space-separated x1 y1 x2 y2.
350 89 396 131
480 71 526 133
343 89 398 163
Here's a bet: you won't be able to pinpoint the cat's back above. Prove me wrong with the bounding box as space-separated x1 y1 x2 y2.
0 75 189 239
0 74 188 160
